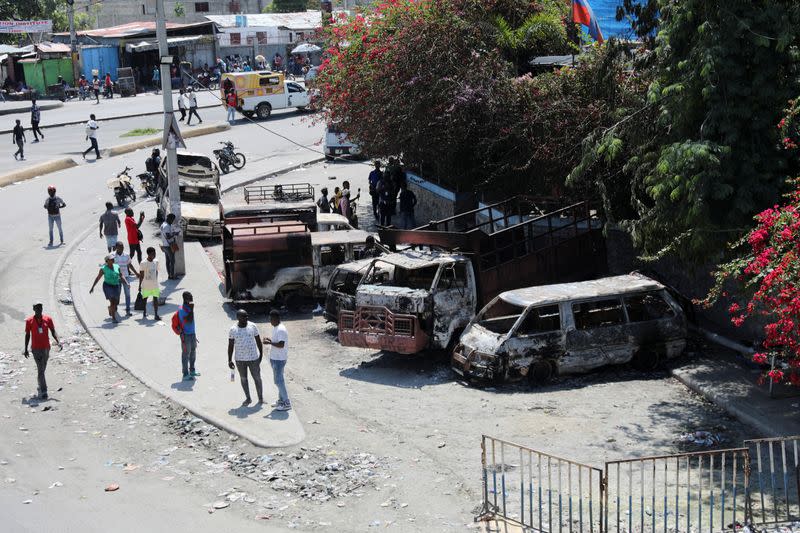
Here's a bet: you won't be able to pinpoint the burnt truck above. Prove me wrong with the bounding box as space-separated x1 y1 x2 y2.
337 199 607 354
222 183 372 306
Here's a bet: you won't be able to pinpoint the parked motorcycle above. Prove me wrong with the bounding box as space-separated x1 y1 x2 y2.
108 167 137 206
191 73 219 91
136 171 157 197
213 141 246 174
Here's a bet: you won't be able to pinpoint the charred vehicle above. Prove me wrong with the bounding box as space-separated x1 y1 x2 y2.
337 199 606 354
155 150 222 238
222 184 373 306
451 274 688 383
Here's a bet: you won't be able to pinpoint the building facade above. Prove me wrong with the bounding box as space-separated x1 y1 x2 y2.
74 0 267 28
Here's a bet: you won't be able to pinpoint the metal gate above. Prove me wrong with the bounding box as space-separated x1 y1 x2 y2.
479 435 800 532
745 436 800 528
604 448 750 532
480 435 605 532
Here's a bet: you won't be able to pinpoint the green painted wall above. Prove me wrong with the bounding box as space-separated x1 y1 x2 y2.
21 59 75 94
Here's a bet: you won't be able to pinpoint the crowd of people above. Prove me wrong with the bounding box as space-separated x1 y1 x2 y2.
25 186 293 410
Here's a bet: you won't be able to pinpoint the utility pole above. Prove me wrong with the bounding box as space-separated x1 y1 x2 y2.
66 0 79 83
155 0 185 275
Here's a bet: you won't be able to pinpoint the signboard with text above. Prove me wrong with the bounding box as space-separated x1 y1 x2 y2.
0 20 53 34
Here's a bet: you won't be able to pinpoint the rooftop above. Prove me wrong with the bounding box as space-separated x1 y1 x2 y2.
376 249 463 270
500 273 665 308
55 20 214 39
205 11 321 30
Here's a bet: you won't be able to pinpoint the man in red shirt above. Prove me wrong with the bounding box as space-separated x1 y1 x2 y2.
23 302 62 400
124 208 145 262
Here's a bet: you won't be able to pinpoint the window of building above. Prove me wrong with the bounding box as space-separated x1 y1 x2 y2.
516 305 561 336
229 0 240 12
572 298 625 330
256 31 268 44
194 1 209 12
229 32 241 45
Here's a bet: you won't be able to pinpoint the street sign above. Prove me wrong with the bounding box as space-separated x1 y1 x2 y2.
0 20 53 33
162 114 186 150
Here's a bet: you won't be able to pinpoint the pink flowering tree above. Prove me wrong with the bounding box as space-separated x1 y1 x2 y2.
705 101 800 385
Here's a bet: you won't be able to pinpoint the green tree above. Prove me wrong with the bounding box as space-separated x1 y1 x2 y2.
494 2 574 74
571 0 800 262
174 1 185 17
265 0 309 13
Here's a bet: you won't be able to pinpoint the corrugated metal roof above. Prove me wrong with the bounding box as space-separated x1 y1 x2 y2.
205 11 320 30
0 44 27 54
55 20 213 39
36 42 71 53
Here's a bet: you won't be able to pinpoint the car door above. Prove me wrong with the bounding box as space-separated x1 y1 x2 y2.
622 290 685 355
286 82 309 107
431 262 477 349
504 304 564 378
562 297 631 374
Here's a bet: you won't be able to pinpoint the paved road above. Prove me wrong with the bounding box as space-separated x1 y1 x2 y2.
2 90 224 130
0 112 322 531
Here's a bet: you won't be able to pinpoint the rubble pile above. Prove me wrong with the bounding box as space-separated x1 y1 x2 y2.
169 414 220 445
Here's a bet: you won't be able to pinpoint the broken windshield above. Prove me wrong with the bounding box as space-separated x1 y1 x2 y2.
363 261 438 290
180 185 220 204
476 299 526 334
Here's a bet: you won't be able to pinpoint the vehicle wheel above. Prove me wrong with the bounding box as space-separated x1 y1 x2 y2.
256 102 271 119
155 208 164 223
296 106 306 112
325 155 334 162
219 160 230 174
527 360 554 385
116 194 124 207
232 152 246 170
282 291 304 312
632 349 660 372
131 190 137 201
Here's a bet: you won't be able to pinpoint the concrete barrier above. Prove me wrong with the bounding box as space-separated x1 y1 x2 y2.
0 157 78 187
105 122 231 157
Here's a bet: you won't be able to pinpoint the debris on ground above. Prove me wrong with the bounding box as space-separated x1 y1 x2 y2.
105 484 120 492
676 430 722 447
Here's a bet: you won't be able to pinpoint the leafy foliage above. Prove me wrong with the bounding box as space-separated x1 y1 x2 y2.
266 0 311 13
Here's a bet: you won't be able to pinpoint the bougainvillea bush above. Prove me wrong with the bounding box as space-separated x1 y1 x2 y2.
705 102 800 385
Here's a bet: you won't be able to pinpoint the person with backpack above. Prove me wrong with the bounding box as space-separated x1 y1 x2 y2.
89 254 129 324
173 291 198 381
44 185 66 247
138 247 160 320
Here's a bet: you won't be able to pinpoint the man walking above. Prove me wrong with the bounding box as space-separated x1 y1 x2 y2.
99 202 121 252
177 291 199 381
368 161 383 218
44 185 65 246
124 208 145 262
177 88 186 121
82 114 100 160
114 241 138 316
152 66 160 93
159 213 181 279
30 98 44 142
227 309 263 406
23 302 62 400
265 309 291 411
139 246 161 320
12 119 25 160
186 88 202 125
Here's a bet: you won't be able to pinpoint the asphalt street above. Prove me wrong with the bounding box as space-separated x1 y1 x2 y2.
0 102 324 531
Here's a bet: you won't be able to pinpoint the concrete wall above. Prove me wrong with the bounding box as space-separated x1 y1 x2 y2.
74 0 264 27
405 172 475 227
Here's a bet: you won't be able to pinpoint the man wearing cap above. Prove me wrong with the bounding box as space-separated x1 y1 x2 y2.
23 302 62 400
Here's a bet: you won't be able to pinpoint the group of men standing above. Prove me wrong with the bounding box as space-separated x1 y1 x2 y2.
368 159 417 228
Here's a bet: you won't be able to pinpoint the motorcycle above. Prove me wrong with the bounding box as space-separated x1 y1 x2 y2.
191 73 219 91
136 171 157 197
213 141 246 174
108 167 137 206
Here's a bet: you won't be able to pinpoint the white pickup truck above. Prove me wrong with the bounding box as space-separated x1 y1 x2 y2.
221 71 310 120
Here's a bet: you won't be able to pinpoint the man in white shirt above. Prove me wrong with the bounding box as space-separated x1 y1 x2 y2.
81 113 100 160
113 242 138 316
138 246 161 320
227 309 263 406
265 309 290 410
186 88 202 126
159 213 181 279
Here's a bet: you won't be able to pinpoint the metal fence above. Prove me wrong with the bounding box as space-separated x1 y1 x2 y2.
605 449 750 533
480 435 605 532
745 436 800 527
479 435 800 532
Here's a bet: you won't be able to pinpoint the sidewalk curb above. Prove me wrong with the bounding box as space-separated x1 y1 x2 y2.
0 122 231 187
106 122 231 157
0 101 63 116
670 367 774 437
220 156 326 193
0 157 78 187
0 103 220 134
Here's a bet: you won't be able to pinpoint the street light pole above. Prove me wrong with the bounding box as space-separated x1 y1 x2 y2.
155 0 185 275
66 0 79 83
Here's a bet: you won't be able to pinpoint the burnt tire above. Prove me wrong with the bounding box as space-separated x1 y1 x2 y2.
632 349 660 372
528 360 554 385
281 290 305 313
